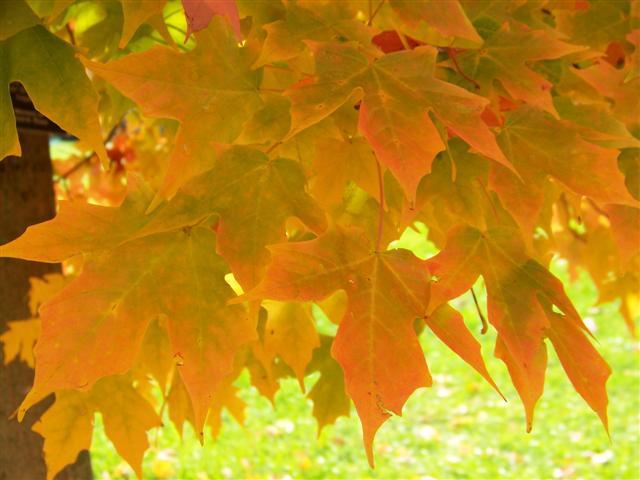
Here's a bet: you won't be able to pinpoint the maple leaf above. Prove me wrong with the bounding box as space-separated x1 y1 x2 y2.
311 136 379 208
306 335 351 434
454 27 584 115
0 0 635 471
261 301 320 389
1 273 70 369
553 96 640 149
81 17 261 200
252 3 374 68
239 226 431 466
286 42 511 202
427 225 611 429
135 146 327 289
410 139 493 244
1 182 255 435
35 389 94 480
388 0 482 47
497 106 637 207
0 175 156 261
1 319 40 368
573 60 640 126
555 1 631 48
425 304 501 396
119 0 170 48
34 375 161 480
168 359 247 439
0 26 106 164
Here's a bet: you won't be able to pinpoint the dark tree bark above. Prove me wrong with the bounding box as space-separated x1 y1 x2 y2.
0 131 92 480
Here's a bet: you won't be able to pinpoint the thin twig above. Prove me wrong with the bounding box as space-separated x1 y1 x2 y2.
57 119 123 180
58 153 95 179
265 141 282 155
447 48 480 90
470 287 488 335
375 160 385 252
65 23 76 46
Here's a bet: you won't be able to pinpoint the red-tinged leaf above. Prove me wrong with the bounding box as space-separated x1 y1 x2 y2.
426 226 606 428
573 61 640 126
7 204 254 436
182 0 242 40
161 228 254 433
553 96 640 149
239 227 431 466
425 304 502 396
287 42 510 202
358 99 444 205
494 336 547 431
371 30 423 53
544 307 611 431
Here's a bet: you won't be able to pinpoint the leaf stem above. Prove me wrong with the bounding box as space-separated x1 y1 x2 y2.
375 160 385 253
265 141 282 155
447 48 480 90
470 287 488 334
587 198 609 218
58 152 95 179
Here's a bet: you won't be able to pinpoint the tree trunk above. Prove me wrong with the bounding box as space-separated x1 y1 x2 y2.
0 131 92 480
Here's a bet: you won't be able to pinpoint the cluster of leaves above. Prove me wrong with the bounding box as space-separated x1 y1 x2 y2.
1 0 639 477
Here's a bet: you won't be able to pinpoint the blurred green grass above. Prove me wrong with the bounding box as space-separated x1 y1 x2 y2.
91 227 640 479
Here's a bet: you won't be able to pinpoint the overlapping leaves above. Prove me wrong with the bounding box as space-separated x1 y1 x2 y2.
0 0 638 477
